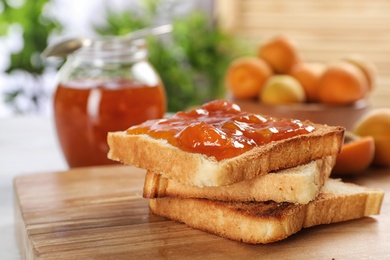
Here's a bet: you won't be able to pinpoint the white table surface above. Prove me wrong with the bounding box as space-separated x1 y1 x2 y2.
0 116 68 259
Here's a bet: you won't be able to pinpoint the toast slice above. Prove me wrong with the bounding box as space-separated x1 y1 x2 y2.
108 101 344 187
143 155 336 204
148 179 384 244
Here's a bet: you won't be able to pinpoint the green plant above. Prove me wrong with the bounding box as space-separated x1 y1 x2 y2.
0 0 62 113
95 0 245 112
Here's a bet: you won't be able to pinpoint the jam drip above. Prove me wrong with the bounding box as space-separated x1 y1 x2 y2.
126 100 315 161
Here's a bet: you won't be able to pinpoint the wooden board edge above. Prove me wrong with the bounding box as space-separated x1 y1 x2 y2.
13 177 35 260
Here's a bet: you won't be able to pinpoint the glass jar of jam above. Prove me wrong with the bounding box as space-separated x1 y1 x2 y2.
53 38 166 168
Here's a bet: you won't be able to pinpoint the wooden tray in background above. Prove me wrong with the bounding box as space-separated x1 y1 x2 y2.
14 165 390 259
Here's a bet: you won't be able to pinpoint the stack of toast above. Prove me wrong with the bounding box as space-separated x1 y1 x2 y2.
108 100 384 244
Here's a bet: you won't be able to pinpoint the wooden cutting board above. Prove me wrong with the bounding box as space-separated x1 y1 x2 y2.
14 165 390 259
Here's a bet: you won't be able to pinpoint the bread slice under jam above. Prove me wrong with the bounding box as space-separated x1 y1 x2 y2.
143 156 336 204
148 179 384 244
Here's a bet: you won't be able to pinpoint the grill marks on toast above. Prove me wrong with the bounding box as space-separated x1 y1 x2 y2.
221 200 300 220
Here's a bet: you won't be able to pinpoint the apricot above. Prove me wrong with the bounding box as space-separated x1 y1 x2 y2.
225 57 273 99
354 108 390 166
332 132 375 176
257 35 302 74
288 62 326 102
343 54 377 92
317 61 369 105
260 75 306 105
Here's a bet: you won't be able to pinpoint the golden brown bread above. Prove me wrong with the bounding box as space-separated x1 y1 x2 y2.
148 179 384 244
143 156 336 204
108 123 344 187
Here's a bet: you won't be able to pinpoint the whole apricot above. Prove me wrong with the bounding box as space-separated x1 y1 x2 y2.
332 132 375 176
225 57 273 99
288 62 326 102
257 35 302 74
260 75 306 105
317 61 369 105
343 54 377 92
354 108 390 166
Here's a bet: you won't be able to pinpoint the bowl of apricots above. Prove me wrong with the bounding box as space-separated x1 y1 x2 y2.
225 34 377 131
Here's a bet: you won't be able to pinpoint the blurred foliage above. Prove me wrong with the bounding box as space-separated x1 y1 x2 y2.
95 0 246 112
0 0 61 73
0 0 246 113
0 0 62 112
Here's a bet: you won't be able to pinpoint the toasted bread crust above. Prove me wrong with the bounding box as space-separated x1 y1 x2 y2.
143 156 336 204
108 124 344 187
148 179 384 244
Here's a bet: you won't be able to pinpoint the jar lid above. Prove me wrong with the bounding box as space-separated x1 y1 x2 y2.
72 37 147 63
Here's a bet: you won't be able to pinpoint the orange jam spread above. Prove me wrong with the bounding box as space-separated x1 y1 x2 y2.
126 100 315 161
